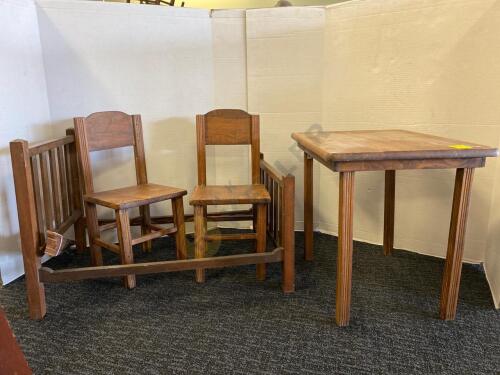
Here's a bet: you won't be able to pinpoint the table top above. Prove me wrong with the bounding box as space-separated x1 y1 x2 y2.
292 130 498 162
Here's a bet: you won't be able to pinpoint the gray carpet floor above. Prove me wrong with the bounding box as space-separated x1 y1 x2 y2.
1 230 499 374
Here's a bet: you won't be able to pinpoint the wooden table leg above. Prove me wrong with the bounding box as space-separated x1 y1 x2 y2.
336 171 355 326
383 170 395 256
194 205 206 283
304 153 314 261
440 168 474 320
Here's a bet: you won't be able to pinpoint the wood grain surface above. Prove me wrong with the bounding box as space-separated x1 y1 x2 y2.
85 183 186 209
292 130 498 162
190 185 270 205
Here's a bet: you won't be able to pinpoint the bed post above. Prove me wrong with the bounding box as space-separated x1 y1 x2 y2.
10 140 46 320
66 128 86 252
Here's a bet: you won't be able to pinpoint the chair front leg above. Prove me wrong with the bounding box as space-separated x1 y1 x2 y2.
116 208 136 289
84 201 103 266
172 197 187 260
139 205 152 252
256 203 267 281
194 205 206 283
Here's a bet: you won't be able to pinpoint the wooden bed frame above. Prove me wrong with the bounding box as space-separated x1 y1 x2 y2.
10 131 295 320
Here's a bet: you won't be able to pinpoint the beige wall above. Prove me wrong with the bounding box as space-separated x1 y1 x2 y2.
321 0 500 259
321 0 500 307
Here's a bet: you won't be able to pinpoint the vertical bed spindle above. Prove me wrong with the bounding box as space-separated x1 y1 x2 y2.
49 148 62 227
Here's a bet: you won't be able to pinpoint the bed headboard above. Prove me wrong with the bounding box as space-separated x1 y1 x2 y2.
10 129 84 258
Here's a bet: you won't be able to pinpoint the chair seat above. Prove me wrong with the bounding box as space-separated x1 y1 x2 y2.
189 185 271 206
84 183 186 209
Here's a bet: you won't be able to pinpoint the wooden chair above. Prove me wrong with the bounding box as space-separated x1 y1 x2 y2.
11 121 294 320
74 111 187 289
190 109 271 283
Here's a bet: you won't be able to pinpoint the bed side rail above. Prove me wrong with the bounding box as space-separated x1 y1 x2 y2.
259 154 295 250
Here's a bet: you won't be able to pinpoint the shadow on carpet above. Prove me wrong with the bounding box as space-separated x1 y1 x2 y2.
1 230 499 374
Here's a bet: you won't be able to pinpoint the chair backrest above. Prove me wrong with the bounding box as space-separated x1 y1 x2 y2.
196 109 260 185
73 111 147 194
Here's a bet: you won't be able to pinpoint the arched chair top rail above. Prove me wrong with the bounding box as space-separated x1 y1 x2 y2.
74 111 139 152
198 109 258 146
204 109 252 119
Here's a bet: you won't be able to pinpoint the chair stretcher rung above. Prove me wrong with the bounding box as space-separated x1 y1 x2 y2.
99 222 117 232
94 238 120 254
149 223 167 232
131 226 177 246
205 233 257 241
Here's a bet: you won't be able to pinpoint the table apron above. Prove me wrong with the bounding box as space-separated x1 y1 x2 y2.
298 144 485 172
332 158 485 172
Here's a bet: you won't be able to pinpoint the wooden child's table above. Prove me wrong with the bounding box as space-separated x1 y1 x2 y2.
291 129 498 326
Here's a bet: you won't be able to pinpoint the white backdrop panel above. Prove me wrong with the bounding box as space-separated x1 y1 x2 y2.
321 0 500 263
211 9 250 227
36 0 215 231
246 7 325 232
0 0 52 284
